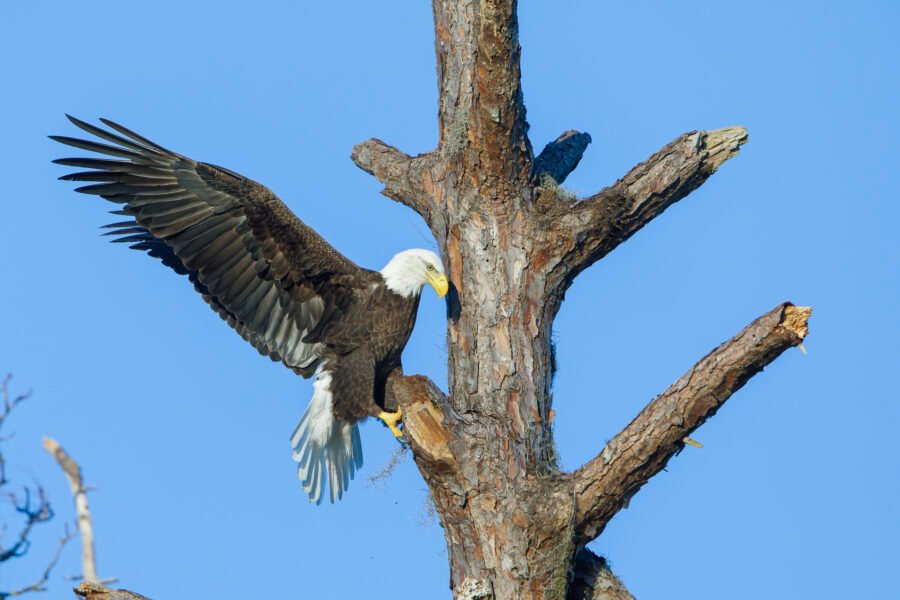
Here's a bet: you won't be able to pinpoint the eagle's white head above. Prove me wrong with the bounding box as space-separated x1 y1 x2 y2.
380 249 448 299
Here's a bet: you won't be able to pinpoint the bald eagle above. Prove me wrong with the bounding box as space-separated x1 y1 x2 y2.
52 116 448 504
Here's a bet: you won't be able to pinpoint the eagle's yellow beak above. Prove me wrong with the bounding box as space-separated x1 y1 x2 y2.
426 272 449 298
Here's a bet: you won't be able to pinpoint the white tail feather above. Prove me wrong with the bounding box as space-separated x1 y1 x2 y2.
290 366 363 504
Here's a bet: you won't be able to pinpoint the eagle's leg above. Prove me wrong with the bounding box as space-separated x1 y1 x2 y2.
376 408 405 441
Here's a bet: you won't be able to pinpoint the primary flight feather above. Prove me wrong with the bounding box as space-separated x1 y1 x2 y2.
52 116 448 504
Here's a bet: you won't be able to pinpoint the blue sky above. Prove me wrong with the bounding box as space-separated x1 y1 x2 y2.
1 1 897 598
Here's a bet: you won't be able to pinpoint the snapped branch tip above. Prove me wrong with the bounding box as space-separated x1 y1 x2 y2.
704 126 749 171
782 304 812 340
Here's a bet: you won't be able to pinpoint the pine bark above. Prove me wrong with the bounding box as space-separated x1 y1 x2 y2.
354 2 811 598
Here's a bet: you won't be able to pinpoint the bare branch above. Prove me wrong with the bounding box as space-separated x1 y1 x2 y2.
43 438 99 584
386 372 458 471
0 374 33 490
74 583 150 600
567 548 634 600
0 374 69 599
533 130 592 185
1 488 53 563
548 127 748 292
1 374 33 432
350 139 437 223
2 526 75 599
572 303 811 543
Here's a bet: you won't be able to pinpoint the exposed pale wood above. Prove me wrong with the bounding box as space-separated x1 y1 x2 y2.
43 437 99 583
455 578 494 600
388 372 458 470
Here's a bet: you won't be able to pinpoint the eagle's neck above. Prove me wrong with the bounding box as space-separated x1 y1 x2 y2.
380 257 425 299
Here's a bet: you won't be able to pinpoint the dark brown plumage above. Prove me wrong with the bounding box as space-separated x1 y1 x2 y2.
53 116 448 503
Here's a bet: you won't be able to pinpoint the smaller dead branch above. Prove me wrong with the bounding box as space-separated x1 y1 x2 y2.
1 374 32 418
547 127 749 297
0 374 71 599
0 374 33 487
532 130 592 185
350 139 436 223
1 526 76 599
1 488 53 563
43 437 101 584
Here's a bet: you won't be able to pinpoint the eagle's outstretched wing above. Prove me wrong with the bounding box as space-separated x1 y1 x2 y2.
53 115 362 377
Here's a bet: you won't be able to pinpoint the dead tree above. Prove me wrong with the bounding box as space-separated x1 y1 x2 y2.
352 2 811 598
44 437 111 586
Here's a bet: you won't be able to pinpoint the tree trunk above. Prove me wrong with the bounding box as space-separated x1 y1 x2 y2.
353 2 811 598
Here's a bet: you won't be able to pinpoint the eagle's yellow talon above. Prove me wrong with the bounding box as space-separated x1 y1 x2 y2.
377 408 404 440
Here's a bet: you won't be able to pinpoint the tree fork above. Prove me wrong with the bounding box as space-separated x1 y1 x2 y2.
353 2 807 598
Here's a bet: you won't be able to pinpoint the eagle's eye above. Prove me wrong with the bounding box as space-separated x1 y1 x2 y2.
426 264 435 271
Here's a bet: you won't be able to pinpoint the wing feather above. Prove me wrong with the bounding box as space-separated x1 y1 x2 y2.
54 116 365 376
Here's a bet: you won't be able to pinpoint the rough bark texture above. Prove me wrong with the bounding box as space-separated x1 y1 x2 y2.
567 549 633 600
353 2 811 599
571 303 811 543
74 583 149 600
